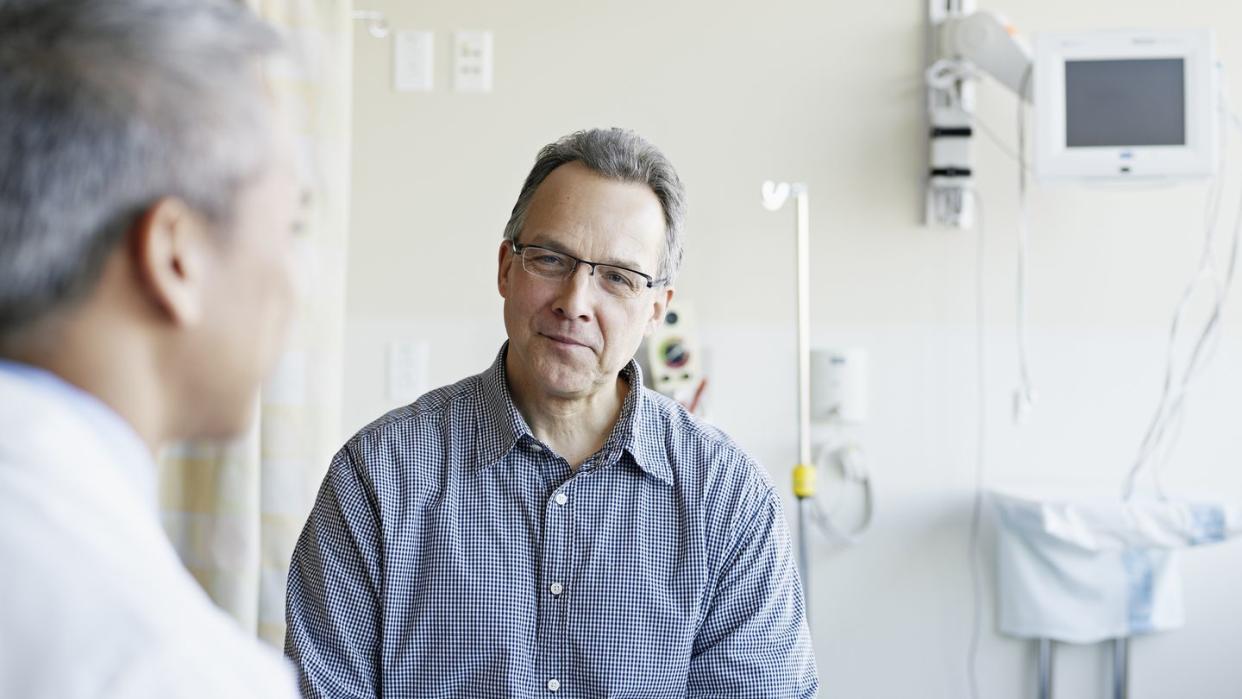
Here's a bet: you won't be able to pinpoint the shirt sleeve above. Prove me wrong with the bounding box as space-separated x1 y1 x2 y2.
284 446 385 699
687 487 820 698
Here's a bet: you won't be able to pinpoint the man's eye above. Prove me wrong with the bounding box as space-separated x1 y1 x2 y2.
535 254 567 266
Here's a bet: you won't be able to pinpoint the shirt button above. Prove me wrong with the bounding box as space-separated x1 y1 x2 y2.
550 582 563 596
554 492 568 506
528 442 544 452
547 679 560 692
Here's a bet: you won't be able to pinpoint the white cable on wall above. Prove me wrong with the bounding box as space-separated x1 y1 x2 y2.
1013 67 1037 424
806 440 874 545
966 193 988 699
973 116 1029 170
1122 83 1242 500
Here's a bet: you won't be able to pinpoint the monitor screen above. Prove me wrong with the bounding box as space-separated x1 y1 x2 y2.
1064 58 1186 148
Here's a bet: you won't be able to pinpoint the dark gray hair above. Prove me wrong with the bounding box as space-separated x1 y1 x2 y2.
0 0 282 336
503 128 686 284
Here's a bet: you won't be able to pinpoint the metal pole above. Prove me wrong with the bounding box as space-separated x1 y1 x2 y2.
762 181 815 612
793 187 813 605
795 188 811 469
1038 638 1054 699
797 498 810 616
1113 638 1129 699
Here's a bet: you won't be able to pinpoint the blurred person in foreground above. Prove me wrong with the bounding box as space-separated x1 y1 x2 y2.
0 0 306 696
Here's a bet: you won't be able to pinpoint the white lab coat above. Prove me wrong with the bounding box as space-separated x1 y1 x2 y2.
0 362 297 698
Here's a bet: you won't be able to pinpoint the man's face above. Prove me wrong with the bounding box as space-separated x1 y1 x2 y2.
499 161 674 400
182 126 303 438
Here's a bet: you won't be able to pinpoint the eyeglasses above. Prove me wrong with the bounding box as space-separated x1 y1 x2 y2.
510 241 662 299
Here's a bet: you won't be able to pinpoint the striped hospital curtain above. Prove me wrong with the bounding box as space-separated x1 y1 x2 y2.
158 0 352 647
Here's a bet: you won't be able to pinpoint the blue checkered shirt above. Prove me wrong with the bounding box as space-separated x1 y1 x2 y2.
285 345 818 698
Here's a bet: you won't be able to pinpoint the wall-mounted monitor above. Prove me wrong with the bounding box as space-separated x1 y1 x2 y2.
1034 30 1218 181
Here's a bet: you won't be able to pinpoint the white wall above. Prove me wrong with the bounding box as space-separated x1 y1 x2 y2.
342 1 1242 696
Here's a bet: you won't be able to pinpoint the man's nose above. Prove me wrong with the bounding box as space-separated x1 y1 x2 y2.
553 262 596 320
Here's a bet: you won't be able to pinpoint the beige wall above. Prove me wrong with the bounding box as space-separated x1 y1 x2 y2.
343 1 1242 696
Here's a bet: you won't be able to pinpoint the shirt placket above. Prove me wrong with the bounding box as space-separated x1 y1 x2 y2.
538 454 573 695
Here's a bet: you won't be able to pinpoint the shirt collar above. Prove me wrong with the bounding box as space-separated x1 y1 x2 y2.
0 358 158 509
475 343 672 485
476 343 530 468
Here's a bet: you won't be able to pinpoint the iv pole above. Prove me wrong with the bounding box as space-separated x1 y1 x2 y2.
762 180 816 603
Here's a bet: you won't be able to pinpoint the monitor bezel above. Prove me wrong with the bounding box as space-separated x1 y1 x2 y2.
1033 30 1217 181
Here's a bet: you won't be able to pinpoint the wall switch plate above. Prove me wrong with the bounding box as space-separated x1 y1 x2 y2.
453 31 493 93
387 340 429 404
394 30 434 92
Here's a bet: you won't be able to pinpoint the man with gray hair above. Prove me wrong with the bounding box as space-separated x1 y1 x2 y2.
286 128 818 697
0 0 303 696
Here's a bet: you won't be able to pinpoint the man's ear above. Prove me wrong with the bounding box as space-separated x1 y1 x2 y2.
498 240 515 298
644 286 675 337
129 197 212 326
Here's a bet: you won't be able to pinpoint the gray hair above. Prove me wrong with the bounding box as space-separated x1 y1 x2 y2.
0 0 282 336
503 128 686 284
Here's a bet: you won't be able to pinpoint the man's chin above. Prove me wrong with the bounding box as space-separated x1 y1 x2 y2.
529 362 594 397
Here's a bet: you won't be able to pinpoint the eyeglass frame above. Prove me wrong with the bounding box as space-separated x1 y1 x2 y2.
508 240 667 292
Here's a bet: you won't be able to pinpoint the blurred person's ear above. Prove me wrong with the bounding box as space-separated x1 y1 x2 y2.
130 198 212 327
